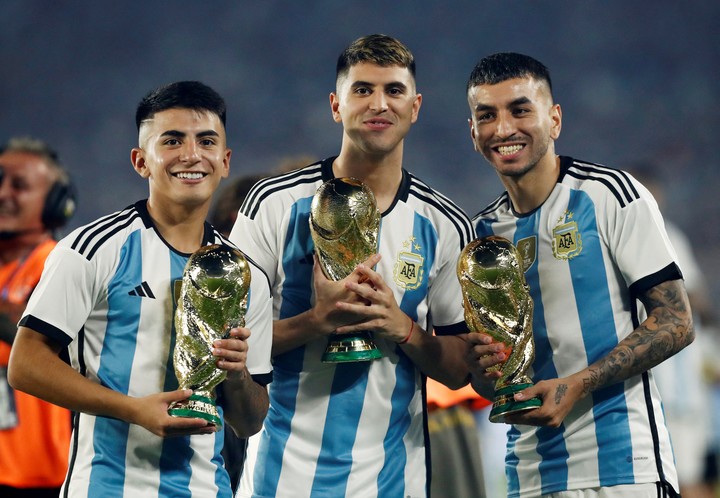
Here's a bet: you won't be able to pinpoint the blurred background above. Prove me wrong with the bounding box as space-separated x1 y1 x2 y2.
1 0 717 300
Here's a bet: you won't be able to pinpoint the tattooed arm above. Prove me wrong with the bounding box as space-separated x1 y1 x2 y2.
503 279 694 427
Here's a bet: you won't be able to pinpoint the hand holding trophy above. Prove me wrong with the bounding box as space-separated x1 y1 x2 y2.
309 177 383 362
457 236 541 422
168 244 251 427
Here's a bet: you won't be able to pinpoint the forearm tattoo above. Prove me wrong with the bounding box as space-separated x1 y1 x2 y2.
582 279 694 395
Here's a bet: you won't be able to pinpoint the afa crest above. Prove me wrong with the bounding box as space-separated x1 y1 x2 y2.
552 211 582 260
394 236 425 290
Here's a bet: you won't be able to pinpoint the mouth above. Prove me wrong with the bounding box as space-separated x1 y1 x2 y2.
173 172 207 180
494 144 525 157
365 118 392 130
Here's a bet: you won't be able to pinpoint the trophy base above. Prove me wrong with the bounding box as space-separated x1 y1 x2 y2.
321 333 383 363
168 393 222 427
489 383 542 423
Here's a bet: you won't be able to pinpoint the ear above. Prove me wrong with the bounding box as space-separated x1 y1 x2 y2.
410 93 422 124
329 92 342 123
550 103 562 140
130 148 150 178
221 148 231 178
468 118 479 152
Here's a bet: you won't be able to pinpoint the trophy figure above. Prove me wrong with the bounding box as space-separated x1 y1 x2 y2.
457 236 541 423
168 244 251 427
309 177 383 363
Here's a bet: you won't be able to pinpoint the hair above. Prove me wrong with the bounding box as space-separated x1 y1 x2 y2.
0 136 67 183
336 34 416 83
466 52 553 97
135 81 227 131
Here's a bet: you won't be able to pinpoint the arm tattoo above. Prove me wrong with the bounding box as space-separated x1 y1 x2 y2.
582 279 694 394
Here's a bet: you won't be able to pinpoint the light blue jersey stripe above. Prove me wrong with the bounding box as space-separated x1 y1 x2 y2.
257 198 314 496
567 191 632 485
310 362 371 496
88 231 143 496
159 251 195 498
377 213 436 496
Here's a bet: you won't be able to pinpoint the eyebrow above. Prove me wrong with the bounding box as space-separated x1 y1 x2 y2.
473 96 533 113
159 130 220 139
351 80 408 91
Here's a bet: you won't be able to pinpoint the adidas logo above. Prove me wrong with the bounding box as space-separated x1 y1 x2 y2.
128 281 156 299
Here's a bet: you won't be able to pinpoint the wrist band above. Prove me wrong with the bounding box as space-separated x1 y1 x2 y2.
398 316 414 345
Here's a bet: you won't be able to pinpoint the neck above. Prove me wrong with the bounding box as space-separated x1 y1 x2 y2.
503 154 561 214
146 199 209 254
333 146 404 212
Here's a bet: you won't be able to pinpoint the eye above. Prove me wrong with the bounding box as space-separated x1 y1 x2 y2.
476 112 494 123
387 86 404 96
513 107 531 116
199 138 216 147
164 138 180 146
354 87 371 96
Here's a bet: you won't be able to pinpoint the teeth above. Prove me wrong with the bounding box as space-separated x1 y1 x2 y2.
175 172 204 179
497 145 523 156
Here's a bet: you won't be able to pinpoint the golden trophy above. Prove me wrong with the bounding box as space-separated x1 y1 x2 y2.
457 236 541 423
168 244 251 427
309 177 383 362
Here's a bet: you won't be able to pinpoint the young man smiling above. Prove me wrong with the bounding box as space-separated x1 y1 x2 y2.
465 52 693 498
231 35 474 498
8 81 272 498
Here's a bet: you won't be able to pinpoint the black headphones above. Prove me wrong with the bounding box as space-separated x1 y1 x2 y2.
41 177 77 230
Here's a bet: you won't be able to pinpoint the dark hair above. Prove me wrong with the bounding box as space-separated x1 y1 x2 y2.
336 34 416 83
135 81 227 130
466 53 553 97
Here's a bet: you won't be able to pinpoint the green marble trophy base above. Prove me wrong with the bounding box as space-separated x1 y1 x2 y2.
489 383 542 423
321 333 383 363
168 393 222 427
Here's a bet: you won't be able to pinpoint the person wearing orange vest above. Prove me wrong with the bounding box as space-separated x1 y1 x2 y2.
0 137 76 497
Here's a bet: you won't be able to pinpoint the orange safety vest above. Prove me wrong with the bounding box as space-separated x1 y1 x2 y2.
426 377 491 411
0 239 71 488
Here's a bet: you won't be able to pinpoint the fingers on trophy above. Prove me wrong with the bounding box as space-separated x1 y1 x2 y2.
309 177 383 363
168 244 251 427
457 235 541 423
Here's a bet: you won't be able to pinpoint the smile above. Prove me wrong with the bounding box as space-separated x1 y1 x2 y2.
173 172 206 180
496 144 524 156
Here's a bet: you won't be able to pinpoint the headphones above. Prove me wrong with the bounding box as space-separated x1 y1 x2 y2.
41 177 78 230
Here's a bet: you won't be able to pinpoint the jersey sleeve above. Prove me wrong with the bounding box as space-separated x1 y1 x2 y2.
427 221 469 336
606 178 681 294
19 245 99 346
230 205 279 289
245 263 273 382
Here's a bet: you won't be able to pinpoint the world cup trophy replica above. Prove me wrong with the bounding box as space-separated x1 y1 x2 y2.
309 177 383 363
168 244 251 427
457 236 541 423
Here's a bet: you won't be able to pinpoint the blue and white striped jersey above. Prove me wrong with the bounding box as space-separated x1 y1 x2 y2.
230 158 474 498
20 200 273 498
473 157 681 497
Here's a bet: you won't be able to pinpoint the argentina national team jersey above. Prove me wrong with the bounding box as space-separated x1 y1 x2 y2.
473 157 681 497
231 158 473 498
20 200 273 498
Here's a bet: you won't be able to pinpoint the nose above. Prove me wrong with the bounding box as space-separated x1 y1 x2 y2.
180 141 201 163
369 92 388 112
495 112 517 139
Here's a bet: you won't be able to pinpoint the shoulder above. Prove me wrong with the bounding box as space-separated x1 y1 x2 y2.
57 202 146 262
239 162 325 221
404 172 474 247
559 156 643 209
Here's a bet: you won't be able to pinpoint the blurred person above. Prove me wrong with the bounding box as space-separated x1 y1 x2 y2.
0 136 76 497
231 34 475 497
630 163 717 498
465 53 693 497
8 81 273 498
